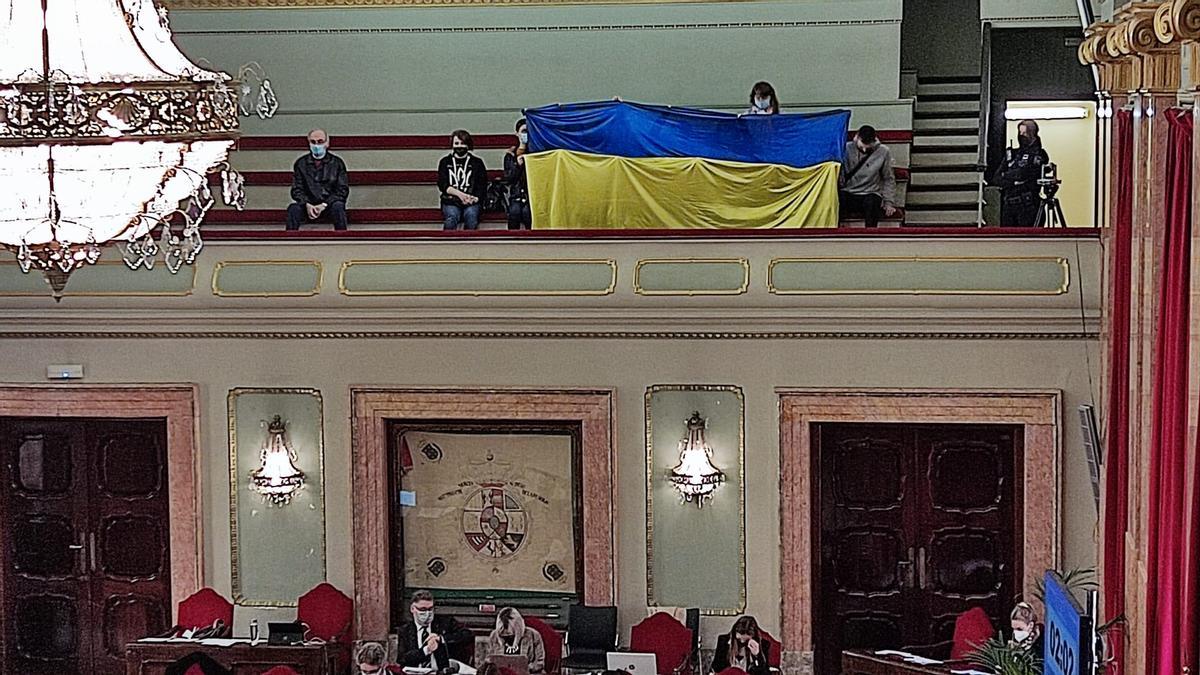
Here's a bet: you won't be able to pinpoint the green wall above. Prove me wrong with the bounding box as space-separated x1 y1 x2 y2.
171 0 904 136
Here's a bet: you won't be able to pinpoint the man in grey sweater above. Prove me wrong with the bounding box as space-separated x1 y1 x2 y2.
839 125 897 227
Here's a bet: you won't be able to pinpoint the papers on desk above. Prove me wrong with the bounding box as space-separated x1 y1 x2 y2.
136 637 249 647
950 670 993 675
403 669 435 675
453 659 478 675
874 650 944 666
137 637 192 643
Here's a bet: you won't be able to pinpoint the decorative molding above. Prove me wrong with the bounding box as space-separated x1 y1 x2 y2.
173 20 902 35
0 260 197 297
0 330 1099 340
777 389 1061 656
1081 0 1196 92
338 259 617 296
633 258 750 296
645 385 746 615
766 256 1071 296
211 260 324 297
0 385 202 620
350 388 614 638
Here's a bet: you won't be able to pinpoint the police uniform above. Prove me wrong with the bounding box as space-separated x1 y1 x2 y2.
996 139 1050 227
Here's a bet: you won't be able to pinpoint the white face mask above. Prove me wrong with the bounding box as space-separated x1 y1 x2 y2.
415 609 434 626
517 132 528 145
1013 629 1031 643
754 97 771 110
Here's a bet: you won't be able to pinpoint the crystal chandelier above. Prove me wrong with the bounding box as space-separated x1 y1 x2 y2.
0 0 275 298
667 411 726 508
250 415 305 506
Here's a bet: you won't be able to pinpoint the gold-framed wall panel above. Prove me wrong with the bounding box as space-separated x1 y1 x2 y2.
338 258 617 296
228 386 328 607
633 258 751 296
0 260 197 297
167 0 767 8
766 256 1072 295
211 260 325 298
645 384 746 616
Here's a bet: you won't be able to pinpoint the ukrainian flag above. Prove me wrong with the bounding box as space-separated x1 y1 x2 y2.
524 101 850 230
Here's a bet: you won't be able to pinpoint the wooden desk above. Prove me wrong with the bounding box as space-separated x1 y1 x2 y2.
125 641 334 675
841 650 971 675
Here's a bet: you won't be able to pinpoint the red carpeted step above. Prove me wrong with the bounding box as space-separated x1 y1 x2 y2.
209 170 504 186
204 208 505 225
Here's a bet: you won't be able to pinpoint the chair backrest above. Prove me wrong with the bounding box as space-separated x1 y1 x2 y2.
260 667 301 675
177 588 234 632
950 607 996 660
524 615 563 675
630 612 693 675
566 605 617 652
297 582 354 644
715 669 748 675
758 630 781 669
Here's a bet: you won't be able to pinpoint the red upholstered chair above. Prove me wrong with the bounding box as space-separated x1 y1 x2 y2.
950 607 996 660
630 612 693 675
297 583 354 672
525 615 563 675
176 588 234 636
260 668 301 675
758 631 782 671
716 668 748 675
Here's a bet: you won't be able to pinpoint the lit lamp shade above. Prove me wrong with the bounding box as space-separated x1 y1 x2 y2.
667 411 725 507
250 415 305 506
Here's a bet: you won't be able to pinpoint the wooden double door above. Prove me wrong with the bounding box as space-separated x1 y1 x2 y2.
0 418 172 675
813 423 1022 674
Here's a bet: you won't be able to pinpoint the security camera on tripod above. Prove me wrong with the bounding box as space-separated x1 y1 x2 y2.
1034 162 1067 228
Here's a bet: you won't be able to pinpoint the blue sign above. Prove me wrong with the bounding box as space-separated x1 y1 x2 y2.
1043 571 1094 675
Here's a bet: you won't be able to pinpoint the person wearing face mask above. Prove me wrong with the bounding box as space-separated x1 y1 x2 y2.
994 119 1050 226
745 81 780 115
286 128 350 231
839 125 898 228
1007 602 1044 657
400 589 473 671
504 119 533 230
710 615 769 675
485 607 546 673
438 129 489 231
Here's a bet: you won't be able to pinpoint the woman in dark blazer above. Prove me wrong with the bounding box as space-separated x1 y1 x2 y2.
711 616 770 675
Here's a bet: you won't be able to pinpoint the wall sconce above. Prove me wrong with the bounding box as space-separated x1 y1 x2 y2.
667 411 725 508
249 415 305 506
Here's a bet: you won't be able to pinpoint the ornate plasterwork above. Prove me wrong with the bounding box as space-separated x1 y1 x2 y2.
1080 0 1200 92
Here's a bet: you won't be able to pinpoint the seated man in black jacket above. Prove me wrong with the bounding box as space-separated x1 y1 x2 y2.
400 589 474 671
286 128 350 231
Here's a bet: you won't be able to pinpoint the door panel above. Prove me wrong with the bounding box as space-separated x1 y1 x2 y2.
1 418 170 675
815 422 1020 673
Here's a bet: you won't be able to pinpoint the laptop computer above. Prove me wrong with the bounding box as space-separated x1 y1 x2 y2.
606 652 657 675
267 621 305 645
487 654 531 675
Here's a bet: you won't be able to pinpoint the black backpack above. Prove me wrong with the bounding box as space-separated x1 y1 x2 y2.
483 179 509 213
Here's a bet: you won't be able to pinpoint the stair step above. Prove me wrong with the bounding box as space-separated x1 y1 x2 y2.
904 208 980 225
917 82 982 97
914 109 981 120
915 117 980 131
905 201 980 210
914 127 983 137
907 184 979 193
915 101 981 116
905 191 980 206
917 93 981 103
911 144 980 153
911 153 979 167
910 171 981 187
913 135 979 148
917 75 982 84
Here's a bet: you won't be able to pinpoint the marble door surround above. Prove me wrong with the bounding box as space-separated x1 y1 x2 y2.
777 389 1061 675
0 384 203 617
350 387 616 638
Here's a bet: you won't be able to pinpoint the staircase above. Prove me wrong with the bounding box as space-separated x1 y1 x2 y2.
906 76 983 227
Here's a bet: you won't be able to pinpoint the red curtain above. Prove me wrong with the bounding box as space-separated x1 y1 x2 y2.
1103 108 1133 675
1145 107 1195 675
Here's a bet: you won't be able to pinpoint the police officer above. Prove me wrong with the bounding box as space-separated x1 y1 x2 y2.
995 119 1050 226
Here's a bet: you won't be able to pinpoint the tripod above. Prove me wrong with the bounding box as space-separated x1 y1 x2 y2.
1034 185 1067 228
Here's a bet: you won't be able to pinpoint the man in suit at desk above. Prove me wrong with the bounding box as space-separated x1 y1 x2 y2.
400 589 474 670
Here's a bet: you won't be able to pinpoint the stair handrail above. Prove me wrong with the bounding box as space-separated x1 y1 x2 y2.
976 21 993 227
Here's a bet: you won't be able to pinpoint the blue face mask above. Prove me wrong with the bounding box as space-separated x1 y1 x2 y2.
754 97 771 111
518 132 528 145
310 143 327 158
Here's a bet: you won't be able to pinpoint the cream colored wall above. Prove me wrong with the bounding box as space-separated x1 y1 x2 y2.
1005 101 1097 228
981 0 1083 26
2 332 1100 646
